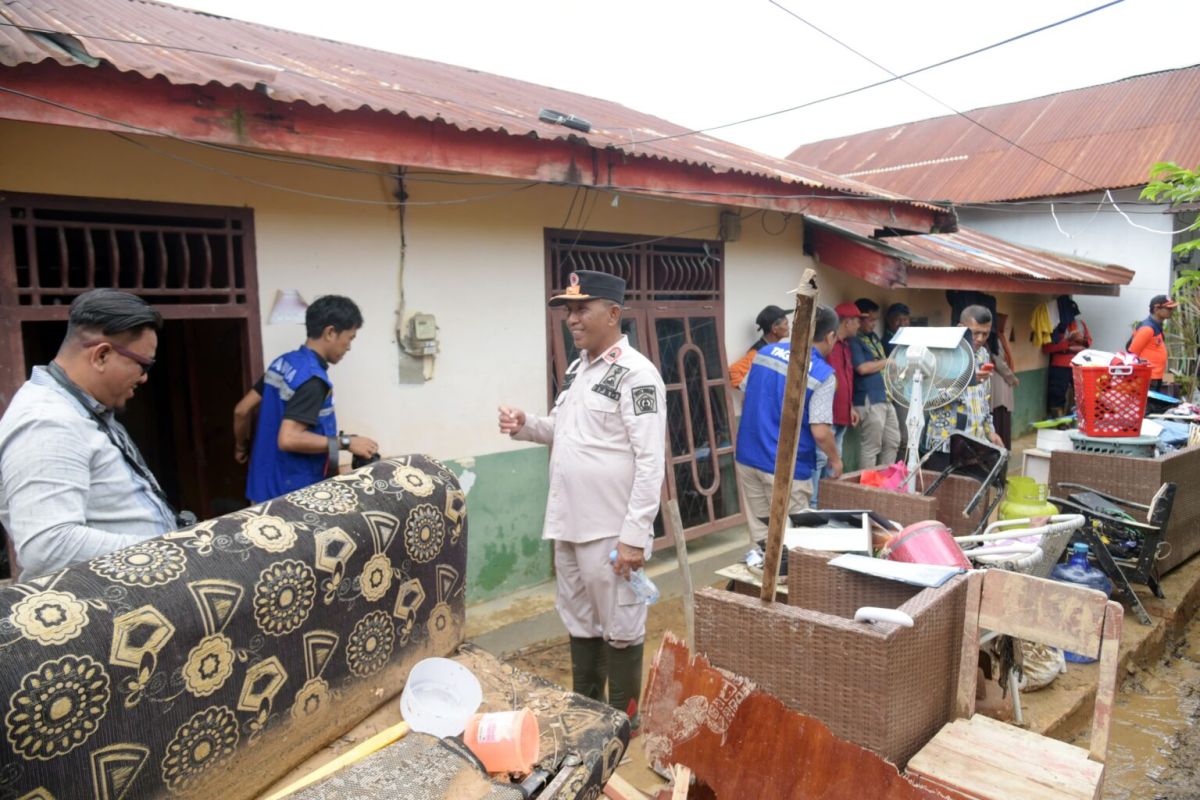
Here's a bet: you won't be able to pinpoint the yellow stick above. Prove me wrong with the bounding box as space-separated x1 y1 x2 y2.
260 721 411 800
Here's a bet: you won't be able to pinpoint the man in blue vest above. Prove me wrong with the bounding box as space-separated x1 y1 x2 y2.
735 305 842 541
236 295 378 503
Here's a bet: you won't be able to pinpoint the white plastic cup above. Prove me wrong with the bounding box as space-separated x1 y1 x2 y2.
399 657 483 738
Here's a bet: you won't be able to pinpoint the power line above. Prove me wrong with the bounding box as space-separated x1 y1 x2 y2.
629 0 1126 146
768 0 1104 190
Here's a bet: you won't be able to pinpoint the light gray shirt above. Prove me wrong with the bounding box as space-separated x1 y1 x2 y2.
810 373 836 426
0 366 175 579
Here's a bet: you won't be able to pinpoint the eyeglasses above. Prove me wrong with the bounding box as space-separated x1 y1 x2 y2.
81 340 156 374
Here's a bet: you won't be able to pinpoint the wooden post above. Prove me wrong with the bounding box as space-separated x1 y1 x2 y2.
664 499 695 650
759 269 819 602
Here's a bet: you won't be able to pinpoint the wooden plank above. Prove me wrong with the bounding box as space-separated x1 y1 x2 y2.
976 569 1107 656
642 633 947 800
1089 600 1124 763
664 499 695 650
760 269 817 602
908 715 1102 800
671 766 691 800
603 773 651 800
954 571 983 719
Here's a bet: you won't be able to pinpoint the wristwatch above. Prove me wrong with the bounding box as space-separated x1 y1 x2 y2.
339 434 352 450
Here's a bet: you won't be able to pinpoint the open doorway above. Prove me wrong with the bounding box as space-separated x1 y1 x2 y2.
20 318 252 519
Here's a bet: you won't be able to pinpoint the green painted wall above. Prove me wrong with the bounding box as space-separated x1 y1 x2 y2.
448 447 551 604
1011 367 1048 438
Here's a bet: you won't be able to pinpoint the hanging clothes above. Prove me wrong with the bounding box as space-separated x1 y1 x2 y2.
1030 303 1053 346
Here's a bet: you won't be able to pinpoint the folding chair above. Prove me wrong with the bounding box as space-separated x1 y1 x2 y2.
1050 481 1175 626
907 569 1123 800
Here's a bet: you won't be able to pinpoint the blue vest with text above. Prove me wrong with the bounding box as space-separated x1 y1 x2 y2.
735 344 834 480
246 346 336 503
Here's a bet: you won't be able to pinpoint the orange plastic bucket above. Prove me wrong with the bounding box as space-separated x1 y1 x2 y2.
462 708 540 774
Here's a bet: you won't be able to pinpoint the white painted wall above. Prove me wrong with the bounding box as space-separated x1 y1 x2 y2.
0 120 852 461
958 188 1176 352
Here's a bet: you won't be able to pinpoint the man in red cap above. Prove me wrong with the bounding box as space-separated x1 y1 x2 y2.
1128 294 1178 390
812 302 861 506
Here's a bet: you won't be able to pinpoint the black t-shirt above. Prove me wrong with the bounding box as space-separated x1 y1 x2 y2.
253 375 330 428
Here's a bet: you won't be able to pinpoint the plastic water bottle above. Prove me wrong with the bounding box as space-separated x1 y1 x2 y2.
1051 543 1113 663
609 550 660 605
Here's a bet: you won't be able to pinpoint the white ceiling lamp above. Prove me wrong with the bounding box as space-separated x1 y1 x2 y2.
268 289 308 325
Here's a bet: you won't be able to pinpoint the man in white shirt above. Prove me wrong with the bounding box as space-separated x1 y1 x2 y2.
0 289 178 579
498 270 666 731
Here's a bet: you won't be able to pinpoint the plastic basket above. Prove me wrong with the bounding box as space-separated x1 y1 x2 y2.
1068 431 1158 458
1072 363 1151 437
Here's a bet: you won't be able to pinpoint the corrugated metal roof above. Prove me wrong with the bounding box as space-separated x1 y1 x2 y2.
787 65 1200 203
808 217 1134 286
0 0 931 210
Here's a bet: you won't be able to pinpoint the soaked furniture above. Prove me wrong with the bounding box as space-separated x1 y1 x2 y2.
278 643 628 799
907 569 1123 800
0 457 626 800
696 548 969 767
1051 481 1175 626
1049 444 1200 574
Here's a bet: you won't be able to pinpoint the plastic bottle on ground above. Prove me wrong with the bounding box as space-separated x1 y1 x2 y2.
1050 542 1113 663
609 549 659 605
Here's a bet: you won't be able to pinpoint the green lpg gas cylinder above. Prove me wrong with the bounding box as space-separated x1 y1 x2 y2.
998 476 1059 520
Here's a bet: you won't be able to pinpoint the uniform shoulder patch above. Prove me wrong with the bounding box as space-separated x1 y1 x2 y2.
591 364 630 401
632 385 659 416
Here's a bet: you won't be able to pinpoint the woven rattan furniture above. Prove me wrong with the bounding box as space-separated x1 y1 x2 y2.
818 469 987 536
907 569 1123 799
694 548 968 766
1048 443 1199 573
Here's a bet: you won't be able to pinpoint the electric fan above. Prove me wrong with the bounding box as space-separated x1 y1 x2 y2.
883 327 976 492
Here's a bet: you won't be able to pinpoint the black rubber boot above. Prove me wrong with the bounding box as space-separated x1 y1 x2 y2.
605 642 644 733
568 636 607 703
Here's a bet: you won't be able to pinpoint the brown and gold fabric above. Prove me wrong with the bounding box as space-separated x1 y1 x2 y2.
0 455 467 800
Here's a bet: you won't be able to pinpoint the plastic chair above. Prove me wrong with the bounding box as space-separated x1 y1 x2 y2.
906 569 1123 800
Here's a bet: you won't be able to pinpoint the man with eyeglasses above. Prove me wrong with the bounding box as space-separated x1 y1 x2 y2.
0 289 181 578
924 305 1005 468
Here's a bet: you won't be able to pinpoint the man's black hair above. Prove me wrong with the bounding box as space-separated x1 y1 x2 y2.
814 305 838 341
65 289 162 342
854 298 880 314
306 295 364 339
755 304 788 334
960 304 993 326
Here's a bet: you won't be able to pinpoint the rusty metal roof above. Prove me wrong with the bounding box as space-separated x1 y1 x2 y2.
808 217 1134 288
787 65 1200 203
0 0 934 210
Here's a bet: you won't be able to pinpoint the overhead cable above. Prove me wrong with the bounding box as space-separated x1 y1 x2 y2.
768 0 1104 190
629 0 1126 145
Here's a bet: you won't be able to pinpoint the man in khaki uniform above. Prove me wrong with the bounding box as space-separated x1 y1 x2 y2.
498 270 667 730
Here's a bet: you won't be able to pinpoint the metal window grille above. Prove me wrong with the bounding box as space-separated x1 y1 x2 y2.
4 195 252 307
545 229 740 543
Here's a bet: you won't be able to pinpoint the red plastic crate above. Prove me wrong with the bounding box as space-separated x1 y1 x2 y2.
1072 363 1151 437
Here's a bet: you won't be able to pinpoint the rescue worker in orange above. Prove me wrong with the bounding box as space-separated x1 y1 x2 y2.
1128 294 1177 390
498 270 667 733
